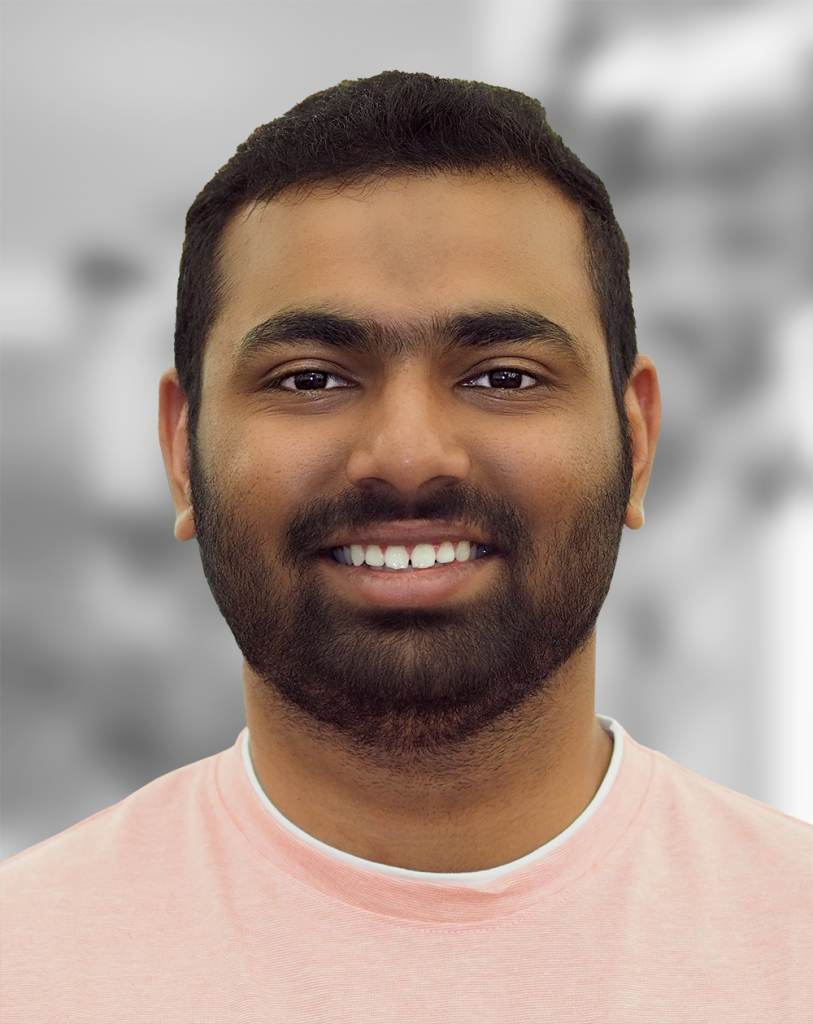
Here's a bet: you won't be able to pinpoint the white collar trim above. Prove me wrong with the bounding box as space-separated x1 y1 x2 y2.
242 715 624 887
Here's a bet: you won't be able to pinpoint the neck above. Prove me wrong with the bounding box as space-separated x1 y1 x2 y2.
243 639 613 873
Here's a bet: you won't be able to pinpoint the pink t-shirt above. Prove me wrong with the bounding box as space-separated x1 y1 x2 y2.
1 716 810 1023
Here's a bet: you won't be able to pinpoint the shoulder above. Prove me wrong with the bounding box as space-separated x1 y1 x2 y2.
633 738 812 880
0 746 243 1021
0 748 224 901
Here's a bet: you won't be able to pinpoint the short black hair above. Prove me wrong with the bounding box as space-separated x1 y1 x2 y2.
175 71 636 439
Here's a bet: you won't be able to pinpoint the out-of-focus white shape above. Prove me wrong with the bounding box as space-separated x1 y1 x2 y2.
475 0 567 96
785 305 813 468
576 2 813 125
0 263 74 351
80 263 177 513
763 301 813 825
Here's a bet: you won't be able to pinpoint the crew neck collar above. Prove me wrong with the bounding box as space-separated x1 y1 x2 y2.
216 716 652 923
242 716 624 887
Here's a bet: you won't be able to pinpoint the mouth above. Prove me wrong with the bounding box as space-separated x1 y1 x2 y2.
320 540 495 571
315 542 500 608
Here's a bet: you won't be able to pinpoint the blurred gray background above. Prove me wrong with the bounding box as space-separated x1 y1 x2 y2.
2 0 812 860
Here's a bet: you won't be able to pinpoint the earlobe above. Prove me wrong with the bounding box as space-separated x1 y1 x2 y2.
625 500 644 531
174 505 196 542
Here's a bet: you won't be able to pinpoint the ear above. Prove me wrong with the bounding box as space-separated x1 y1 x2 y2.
158 367 196 541
623 354 662 530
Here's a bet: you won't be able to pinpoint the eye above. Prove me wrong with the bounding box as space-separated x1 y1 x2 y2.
267 365 544 394
463 367 541 390
271 369 349 392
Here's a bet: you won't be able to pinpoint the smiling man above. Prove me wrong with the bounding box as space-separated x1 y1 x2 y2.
2 72 810 1023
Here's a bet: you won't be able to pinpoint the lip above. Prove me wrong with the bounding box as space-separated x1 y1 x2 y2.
319 520 495 553
317 550 499 608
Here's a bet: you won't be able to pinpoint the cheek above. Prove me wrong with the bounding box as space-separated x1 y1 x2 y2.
481 427 589 516
223 424 342 528
485 417 619 544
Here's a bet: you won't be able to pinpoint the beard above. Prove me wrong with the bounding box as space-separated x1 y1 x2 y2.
188 426 633 764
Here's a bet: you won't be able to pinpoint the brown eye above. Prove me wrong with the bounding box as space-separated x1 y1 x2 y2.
274 370 348 391
465 368 539 390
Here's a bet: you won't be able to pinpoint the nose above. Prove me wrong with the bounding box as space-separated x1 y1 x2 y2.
344 366 471 497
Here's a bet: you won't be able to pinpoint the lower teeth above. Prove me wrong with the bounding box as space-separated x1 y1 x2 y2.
364 565 444 572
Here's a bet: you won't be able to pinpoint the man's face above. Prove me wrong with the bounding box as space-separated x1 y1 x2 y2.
188 171 632 758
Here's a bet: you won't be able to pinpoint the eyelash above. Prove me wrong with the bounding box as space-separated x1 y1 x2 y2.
266 366 546 394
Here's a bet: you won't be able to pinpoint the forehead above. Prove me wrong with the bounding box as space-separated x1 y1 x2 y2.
209 171 604 371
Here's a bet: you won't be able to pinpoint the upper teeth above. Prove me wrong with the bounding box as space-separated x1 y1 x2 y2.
335 541 480 570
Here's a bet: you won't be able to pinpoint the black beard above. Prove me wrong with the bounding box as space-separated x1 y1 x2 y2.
189 428 633 762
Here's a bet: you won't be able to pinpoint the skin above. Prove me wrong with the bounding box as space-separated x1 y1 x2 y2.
159 170 660 873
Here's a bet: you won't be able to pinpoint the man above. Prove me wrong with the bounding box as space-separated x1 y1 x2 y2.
1 72 810 1022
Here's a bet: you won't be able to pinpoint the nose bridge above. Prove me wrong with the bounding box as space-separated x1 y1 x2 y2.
345 364 470 493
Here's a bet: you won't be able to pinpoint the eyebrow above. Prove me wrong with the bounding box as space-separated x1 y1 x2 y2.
235 305 582 368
